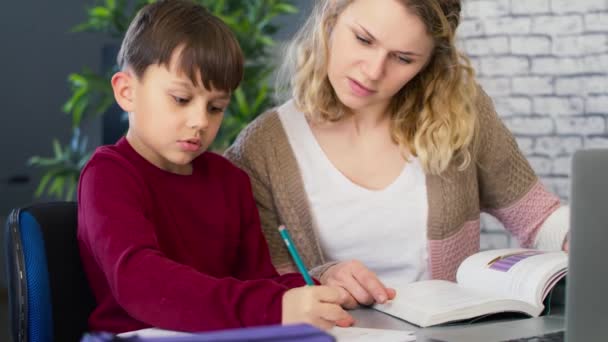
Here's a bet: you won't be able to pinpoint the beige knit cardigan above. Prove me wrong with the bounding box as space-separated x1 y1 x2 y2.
225 90 569 281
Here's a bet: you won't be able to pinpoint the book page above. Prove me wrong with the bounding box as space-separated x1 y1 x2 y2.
373 279 537 327
456 248 567 307
330 327 415 342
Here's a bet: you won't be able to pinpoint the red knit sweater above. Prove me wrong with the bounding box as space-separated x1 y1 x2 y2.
77 138 306 333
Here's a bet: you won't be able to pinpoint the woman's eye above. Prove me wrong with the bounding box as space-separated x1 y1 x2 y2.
355 34 371 45
172 96 190 105
395 55 413 64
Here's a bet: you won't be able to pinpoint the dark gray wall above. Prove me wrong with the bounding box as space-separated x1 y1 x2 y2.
273 0 314 40
0 1 107 216
0 1 108 289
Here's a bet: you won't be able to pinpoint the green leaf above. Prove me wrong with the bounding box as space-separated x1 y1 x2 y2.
68 73 88 87
257 35 275 46
77 151 94 169
52 139 63 159
65 176 77 201
63 86 86 115
233 88 250 116
212 0 226 13
34 172 53 198
93 95 115 116
274 3 298 14
218 15 238 27
72 96 90 128
28 156 62 167
252 84 269 114
63 143 73 162
48 177 66 199
71 22 93 33
90 6 112 18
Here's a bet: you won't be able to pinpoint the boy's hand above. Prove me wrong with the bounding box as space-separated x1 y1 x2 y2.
320 260 397 309
282 286 354 330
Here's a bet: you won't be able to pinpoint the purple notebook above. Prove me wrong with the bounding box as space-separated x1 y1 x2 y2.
81 324 335 342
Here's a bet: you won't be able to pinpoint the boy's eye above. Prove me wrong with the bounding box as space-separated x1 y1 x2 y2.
208 105 226 114
172 96 190 105
355 34 371 45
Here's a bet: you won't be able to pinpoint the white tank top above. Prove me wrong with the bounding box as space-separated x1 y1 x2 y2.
278 100 430 285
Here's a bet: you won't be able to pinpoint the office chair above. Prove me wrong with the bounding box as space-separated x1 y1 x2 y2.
4 202 96 342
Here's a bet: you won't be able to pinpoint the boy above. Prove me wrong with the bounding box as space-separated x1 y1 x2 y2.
77 0 353 333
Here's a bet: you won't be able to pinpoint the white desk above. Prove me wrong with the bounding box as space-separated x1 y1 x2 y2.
350 308 564 342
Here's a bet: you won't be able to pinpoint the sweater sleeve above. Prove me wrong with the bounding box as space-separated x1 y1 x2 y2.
231 168 308 287
474 88 567 249
78 156 302 332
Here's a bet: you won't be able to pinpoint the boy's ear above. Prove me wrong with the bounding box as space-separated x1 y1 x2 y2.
111 71 136 112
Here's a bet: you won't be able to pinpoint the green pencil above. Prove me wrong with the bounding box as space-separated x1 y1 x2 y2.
278 225 315 285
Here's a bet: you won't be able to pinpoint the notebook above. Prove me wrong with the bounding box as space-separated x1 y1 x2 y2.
83 323 334 342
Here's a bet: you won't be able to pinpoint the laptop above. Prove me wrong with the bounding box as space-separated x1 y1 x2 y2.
563 148 608 341
504 148 608 342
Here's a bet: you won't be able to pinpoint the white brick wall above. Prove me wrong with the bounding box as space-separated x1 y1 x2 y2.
512 1 550 15
459 0 608 247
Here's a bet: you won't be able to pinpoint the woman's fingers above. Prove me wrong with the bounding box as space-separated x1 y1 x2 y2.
336 285 359 309
351 263 392 304
322 260 394 305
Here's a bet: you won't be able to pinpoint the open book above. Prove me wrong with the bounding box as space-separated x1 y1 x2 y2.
374 248 567 328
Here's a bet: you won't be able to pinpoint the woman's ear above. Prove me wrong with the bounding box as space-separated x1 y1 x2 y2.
111 71 136 113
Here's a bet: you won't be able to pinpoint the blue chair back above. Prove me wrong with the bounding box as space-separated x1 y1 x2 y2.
5 202 96 342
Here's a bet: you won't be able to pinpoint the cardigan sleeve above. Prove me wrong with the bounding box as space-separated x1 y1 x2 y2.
225 113 298 274
474 88 568 250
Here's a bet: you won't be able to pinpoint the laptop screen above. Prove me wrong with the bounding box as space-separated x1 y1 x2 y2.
565 148 608 342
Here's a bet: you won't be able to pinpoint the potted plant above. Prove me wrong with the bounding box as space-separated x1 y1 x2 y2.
29 0 297 200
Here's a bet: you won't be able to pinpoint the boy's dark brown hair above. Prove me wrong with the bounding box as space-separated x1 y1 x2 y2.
117 0 243 92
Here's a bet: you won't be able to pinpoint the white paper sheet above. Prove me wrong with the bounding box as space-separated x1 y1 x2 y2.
118 327 192 338
331 326 416 341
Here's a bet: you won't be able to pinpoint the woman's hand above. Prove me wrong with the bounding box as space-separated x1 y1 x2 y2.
562 234 569 253
320 260 396 309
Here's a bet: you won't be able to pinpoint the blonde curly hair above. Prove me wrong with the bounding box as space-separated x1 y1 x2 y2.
276 0 478 175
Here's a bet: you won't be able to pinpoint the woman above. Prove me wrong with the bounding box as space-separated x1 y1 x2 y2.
225 0 569 308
